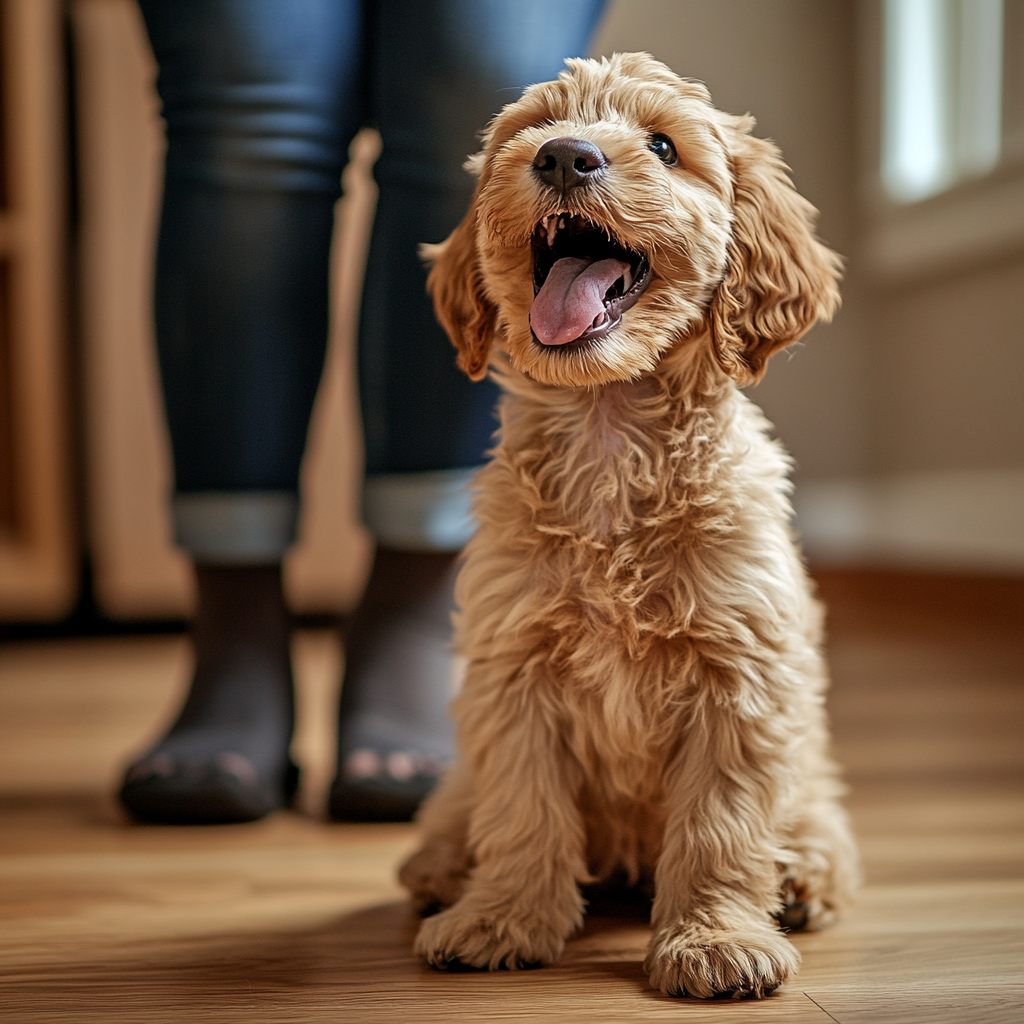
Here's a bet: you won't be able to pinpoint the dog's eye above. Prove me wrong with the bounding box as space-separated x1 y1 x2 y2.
649 134 677 166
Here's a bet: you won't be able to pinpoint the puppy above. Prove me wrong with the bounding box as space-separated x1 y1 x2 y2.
399 52 858 1000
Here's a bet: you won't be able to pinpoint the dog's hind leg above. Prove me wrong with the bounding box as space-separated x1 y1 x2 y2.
412 657 589 970
399 763 475 915
776 732 859 932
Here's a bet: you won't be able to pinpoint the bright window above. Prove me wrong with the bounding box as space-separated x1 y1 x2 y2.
883 0 1003 202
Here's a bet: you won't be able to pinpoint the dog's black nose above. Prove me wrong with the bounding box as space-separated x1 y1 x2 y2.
533 137 607 191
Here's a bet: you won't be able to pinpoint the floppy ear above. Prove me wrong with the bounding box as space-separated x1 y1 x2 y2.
709 130 842 385
424 186 497 382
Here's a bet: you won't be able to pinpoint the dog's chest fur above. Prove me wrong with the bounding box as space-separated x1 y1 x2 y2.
457 352 802 881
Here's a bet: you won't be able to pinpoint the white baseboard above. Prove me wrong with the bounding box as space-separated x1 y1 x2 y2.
793 469 1024 573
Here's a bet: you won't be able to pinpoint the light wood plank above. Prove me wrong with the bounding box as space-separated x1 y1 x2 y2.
1 574 1022 1022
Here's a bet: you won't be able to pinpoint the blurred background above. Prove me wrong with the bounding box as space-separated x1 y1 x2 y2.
1 0 1021 630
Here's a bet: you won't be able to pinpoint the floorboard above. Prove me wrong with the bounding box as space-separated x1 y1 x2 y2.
1 571 1022 1023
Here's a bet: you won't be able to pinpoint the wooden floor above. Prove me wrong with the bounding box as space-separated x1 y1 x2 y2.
1 571 1022 1023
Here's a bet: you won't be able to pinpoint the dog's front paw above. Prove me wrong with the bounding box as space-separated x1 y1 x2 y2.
399 841 470 915
645 926 800 999
414 901 568 971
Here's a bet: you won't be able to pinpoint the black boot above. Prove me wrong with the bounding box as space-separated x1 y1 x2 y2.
328 549 458 822
120 564 298 824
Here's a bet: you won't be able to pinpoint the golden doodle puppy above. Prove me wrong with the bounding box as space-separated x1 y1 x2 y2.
399 52 858 1000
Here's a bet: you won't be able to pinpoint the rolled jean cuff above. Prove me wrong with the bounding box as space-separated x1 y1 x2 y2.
172 491 299 563
362 468 480 552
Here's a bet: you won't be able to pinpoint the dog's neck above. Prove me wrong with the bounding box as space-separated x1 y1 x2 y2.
490 339 756 541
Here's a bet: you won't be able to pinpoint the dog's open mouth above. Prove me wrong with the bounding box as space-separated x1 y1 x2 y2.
530 213 651 348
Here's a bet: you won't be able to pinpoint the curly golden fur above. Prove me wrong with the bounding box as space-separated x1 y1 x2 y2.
399 53 858 1000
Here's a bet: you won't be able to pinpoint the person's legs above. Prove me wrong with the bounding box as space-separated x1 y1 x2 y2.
330 0 608 821
121 0 363 824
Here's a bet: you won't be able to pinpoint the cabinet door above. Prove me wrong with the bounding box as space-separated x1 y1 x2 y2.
0 0 75 619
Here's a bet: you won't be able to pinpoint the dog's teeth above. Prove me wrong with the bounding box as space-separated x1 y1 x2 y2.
544 214 561 249
592 312 608 329
622 267 632 290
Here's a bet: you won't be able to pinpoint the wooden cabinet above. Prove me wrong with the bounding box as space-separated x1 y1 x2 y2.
0 0 75 618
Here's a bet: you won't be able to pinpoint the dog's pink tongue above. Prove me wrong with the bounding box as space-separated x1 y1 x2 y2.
530 257 630 345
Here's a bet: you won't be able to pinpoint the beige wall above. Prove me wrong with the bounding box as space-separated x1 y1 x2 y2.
596 0 1023 569
870 258 1024 474
594 0 869 480
598 0 1024 478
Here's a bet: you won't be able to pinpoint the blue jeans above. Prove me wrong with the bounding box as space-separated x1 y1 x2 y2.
138 0 606 560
